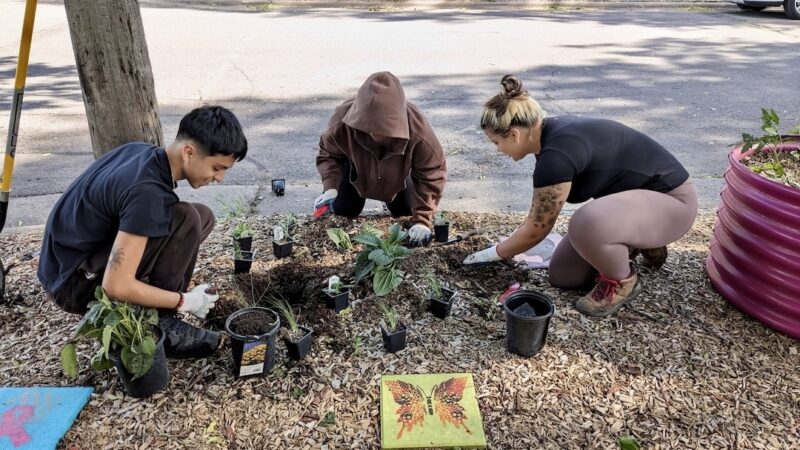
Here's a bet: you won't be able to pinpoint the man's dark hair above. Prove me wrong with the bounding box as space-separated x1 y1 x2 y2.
177 105 248 161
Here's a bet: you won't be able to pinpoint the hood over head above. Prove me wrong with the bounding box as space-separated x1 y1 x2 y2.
342 71 409 140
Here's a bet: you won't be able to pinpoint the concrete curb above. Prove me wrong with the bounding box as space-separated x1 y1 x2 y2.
136 0 734 11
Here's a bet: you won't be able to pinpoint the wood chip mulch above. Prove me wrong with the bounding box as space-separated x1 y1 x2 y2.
0 211 797 450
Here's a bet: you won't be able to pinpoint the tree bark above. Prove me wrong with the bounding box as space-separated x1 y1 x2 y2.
64 0 163 158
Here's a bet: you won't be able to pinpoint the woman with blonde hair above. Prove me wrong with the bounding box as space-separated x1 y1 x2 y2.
463 75 697 317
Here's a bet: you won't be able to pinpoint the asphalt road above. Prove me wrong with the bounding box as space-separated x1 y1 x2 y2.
1 1 799 228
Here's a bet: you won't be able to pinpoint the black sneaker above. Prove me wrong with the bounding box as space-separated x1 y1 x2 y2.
158 312 221 360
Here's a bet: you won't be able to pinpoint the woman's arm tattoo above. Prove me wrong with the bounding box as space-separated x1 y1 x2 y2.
527 184 566 229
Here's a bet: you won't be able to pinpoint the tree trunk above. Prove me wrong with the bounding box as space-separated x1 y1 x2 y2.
64 0 163 158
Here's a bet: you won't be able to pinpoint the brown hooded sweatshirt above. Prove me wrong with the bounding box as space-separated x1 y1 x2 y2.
316 72 447 228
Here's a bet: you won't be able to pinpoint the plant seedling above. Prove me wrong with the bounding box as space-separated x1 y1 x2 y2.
326 227 353 250
377 300 399 333
269 296 303 341
433 211 451 242
231 222 253 239
353 223 410 296
378 301 407 353
433 211 448 226
741 108 800 188
61 287 160 380
323 275 352 312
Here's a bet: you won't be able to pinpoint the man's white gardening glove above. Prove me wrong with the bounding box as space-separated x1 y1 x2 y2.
463 245 503 265
408 223 432 247
313 188 338 218
179 284 218 319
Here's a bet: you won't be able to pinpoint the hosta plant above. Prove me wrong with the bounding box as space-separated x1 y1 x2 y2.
60 287 160 380
353 223 410 296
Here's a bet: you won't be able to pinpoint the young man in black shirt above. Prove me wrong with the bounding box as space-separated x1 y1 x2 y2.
464 76 697 317
38 105 247 358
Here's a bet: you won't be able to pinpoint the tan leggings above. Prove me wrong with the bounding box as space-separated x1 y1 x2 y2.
548 180 698 287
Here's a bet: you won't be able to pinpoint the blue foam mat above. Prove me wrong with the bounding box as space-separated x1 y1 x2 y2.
0 387 93 450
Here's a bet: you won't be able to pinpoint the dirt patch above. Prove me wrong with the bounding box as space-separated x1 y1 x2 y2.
1 211 798 449
228 309 277 336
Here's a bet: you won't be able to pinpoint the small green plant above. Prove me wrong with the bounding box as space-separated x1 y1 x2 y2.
352 336 363 355
326 227 353 250
319 411 336 427
353 223 410 296
280 214 299 241
325 277 352 295
269 296 302 340
231 222 253 239
423 268 443 299
433 211 448 225
216 194 250 221
741 108 800 188
291 386 306 399
617 436 641 450
377 300 399 332
359 223 383 239
60 287 160 380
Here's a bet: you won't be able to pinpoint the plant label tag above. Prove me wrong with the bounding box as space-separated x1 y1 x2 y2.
328 275 340 291
273 226 285 242
239 341 267 377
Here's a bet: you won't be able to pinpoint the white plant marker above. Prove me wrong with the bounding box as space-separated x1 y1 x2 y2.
328 275 340 291
273 225 285 242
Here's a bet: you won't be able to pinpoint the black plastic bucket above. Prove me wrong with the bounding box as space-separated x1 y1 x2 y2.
225 307 280 378
113 326 169 398
503 290 554 357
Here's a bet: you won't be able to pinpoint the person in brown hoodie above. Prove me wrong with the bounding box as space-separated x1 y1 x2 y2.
314 71 447 246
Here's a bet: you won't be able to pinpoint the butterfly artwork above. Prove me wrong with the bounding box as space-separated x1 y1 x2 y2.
380 373 486 449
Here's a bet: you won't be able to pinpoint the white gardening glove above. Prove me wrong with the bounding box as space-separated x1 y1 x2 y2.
408 223 432 247
179 284 218 319
463 245 503 265
313 188 338 218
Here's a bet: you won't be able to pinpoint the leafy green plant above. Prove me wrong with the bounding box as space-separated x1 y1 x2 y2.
326 227 353 250
60 287 160 380
359 223 383 239
353 223 410 296
269 296 301 336
279 214 299 241
433 211 448 225
377 301 399 332
324 277 352 295
617 436 641 450
741 108 800 188
423 268 443 299
231 222 253 239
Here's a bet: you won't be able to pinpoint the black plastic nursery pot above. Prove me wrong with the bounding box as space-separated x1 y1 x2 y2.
233 236 253 252
271 178 285 196
433 223 450 243
273 240 293 258
283 326 314 360
381 322 407 353
113 326 169 399
325 290 350 313
234 251 254 274
429 288 457 319
503 290 554 357
225 307 281 378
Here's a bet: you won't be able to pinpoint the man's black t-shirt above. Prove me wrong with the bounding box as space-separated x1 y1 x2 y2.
38 143 179 294
533 116 689 203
